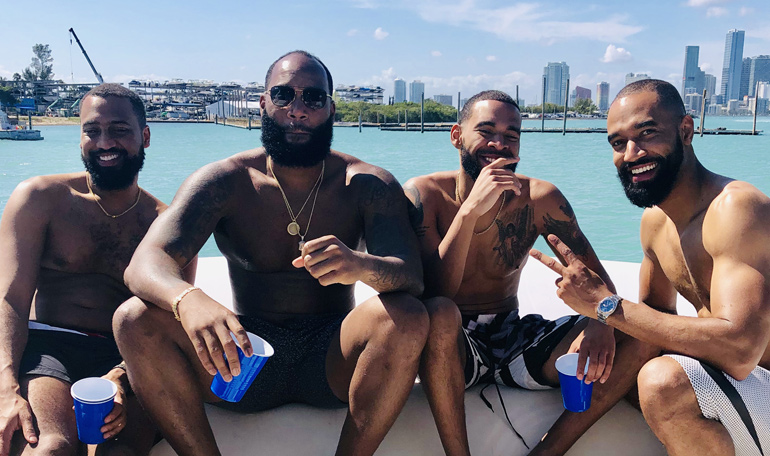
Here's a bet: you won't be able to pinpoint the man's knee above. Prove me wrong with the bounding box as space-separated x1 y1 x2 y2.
24 433 81 456
372 292 429 356
423 296 461 335
112 296 163 344
638 356 694 420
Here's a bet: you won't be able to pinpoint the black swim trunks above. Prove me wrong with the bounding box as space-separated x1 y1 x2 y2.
463 310 584 389
19 324 122 384
213 312 348 413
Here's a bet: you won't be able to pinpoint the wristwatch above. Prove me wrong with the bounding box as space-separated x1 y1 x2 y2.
596 295 622 324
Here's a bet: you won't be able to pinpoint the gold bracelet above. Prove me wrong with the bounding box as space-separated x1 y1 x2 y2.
172 286 201 321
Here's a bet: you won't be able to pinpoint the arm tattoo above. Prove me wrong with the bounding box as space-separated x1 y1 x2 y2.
361 177 393 209
165 177 234 264
404 186 428 238
542 211 590 257
492 205 538 268
368 261 406 290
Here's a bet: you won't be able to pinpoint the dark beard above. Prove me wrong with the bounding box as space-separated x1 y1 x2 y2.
460 144 517 180
82 147 145 191
617 135 684 208
261 112 334 168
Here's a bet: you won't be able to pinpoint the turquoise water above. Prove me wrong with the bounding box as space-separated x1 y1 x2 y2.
2 117 769 261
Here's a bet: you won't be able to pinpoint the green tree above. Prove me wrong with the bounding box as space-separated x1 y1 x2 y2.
334 100 457 123
22 44 54 81
0 86 18 107
573 98 598 115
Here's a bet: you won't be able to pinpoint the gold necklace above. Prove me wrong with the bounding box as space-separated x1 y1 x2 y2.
86 175 142 219
269 159 325 251
455 173 506 236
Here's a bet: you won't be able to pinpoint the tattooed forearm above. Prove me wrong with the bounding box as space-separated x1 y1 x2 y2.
404 185 428 237
542 213 589 257
492 204 538 268
559 201 575 219
368 260 407 291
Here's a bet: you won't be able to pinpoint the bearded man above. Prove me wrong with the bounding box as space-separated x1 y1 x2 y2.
114 51 427 456
531 79 770 456
404 90 659 456
0 84 170 455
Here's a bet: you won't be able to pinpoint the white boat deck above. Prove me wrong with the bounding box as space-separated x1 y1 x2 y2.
150 257 693 455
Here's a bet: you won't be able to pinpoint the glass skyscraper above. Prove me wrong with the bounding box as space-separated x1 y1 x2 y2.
720 29 745 102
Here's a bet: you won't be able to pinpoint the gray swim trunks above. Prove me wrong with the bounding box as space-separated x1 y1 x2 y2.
463 310 584 389
668 354 770 456
214 313 348 413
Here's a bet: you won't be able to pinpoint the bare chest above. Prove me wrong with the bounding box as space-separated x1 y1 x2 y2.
41 204 155 280
654 230 713 309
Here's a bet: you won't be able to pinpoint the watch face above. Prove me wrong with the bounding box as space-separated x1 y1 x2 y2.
599 297 617 312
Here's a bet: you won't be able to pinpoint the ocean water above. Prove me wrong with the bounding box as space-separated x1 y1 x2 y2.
1 117 769 262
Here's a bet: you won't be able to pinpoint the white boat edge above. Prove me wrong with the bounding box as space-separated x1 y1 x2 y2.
149 256 690 455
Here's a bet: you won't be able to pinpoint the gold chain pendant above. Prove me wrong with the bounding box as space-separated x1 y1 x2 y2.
287 221 301 236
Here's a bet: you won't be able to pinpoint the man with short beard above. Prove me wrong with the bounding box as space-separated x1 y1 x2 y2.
531 79 770 455
404 89 658 455
0 84 171 455
114 51 427 456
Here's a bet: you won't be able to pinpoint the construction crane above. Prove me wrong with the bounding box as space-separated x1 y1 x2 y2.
68 28 104 84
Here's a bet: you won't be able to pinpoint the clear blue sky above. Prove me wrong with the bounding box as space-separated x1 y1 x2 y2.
1 0 768 105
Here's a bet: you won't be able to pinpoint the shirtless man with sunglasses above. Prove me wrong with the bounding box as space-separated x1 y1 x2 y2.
114 50 428 456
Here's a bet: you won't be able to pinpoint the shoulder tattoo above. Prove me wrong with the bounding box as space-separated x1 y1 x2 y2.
404 185 428 238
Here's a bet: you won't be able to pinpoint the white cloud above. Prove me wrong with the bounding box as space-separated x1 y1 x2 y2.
347 29 359 37
686 0 730 6
403 1 643 43
431 50 442 57
706 6 728 16
739 7 753 16
0 65 12 78
486 55 497 62
701 62 713 71
373 27 389 40
602 44 633 63
361 67 398 89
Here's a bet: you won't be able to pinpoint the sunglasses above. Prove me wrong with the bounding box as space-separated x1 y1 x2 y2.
269 86 333 110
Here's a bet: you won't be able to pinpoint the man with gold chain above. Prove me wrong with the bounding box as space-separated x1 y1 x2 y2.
114 51 427 455
0 84 173 455
404 90 659 455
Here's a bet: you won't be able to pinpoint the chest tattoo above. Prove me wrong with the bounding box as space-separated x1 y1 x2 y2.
492 205 537 268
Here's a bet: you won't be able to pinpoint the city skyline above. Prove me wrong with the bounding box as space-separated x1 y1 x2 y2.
2 0 769 105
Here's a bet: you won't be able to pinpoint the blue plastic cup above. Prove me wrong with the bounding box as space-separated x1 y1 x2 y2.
210 331 274 402
70 377 118 444
555 353 594 413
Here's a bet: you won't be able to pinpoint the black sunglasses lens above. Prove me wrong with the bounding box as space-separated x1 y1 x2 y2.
270 86 295 107
302 88 328 109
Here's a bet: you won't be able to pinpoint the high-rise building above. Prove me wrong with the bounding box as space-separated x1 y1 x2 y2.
569 86 591 106
749 55 770 97
459 98 469 110
433 94 452 106
704 74 717 98
720 29 745 102
408 80 425 103
596 82 610 112
543 62 570 105
682 46 704 96
740 57 752 99
624 73 650 86
394 78 406 103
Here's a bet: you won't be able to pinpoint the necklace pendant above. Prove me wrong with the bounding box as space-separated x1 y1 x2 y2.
298 240 305 251
287 221 300 236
